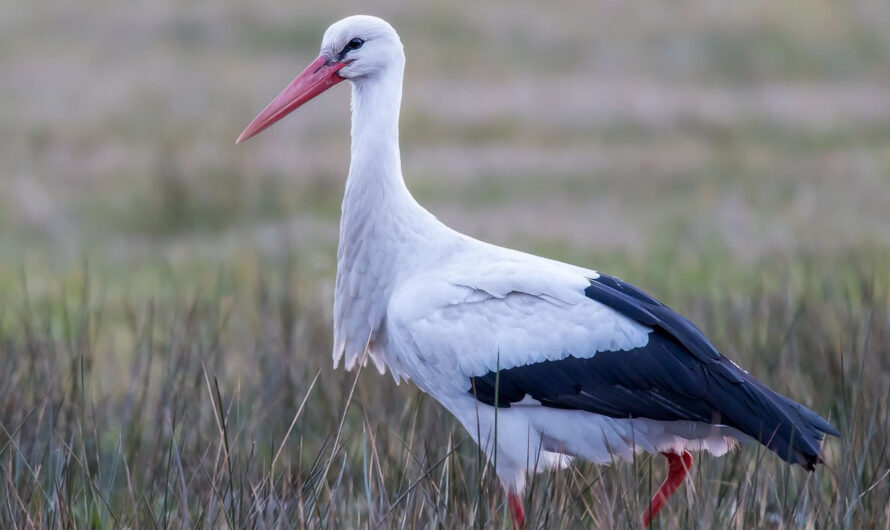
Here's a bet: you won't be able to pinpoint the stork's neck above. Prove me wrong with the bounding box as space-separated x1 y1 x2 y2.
333 63 443 366
344 67 412 213
340 65 438 248
333 61 451 369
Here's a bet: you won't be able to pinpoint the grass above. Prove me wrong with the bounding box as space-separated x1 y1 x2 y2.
0 252 887 528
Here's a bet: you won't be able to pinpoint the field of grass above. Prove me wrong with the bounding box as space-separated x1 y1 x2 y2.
2 0 890 528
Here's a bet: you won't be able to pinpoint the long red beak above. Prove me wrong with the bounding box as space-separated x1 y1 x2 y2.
236 56 346 143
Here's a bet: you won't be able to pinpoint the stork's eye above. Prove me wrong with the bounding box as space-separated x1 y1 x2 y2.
346 38 364 51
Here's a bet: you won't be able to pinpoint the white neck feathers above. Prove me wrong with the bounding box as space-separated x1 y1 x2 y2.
333 59 442 373
345 66 408 205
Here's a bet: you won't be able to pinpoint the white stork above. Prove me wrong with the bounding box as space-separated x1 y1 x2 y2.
237 15 839 527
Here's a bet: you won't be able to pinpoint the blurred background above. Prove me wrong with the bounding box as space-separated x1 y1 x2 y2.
3 0 889 275
1 0 889 527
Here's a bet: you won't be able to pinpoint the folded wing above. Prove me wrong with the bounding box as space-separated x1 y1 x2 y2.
390 258 838 470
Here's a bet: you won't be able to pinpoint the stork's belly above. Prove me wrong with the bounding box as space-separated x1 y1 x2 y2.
433 391 746 467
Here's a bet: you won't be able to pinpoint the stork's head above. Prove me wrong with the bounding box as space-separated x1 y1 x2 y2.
321 15 404 80
237 15 403 143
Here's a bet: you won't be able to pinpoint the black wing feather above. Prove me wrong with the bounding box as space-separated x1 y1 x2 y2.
469 274 839 470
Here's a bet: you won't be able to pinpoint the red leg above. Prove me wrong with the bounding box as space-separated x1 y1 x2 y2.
508 491 525 528
641 450 693 527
